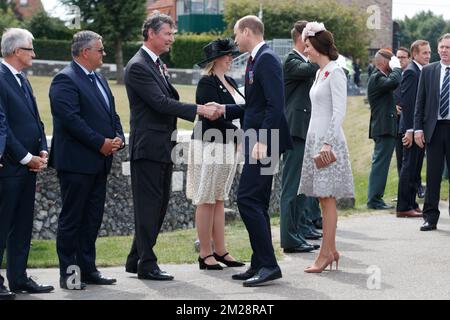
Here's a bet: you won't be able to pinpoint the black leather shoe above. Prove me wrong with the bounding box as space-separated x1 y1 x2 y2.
232 268 257 281
243 266 282 287
313 219 323 230
367 203 394 210
0 285 16 300
125 264 137 274
307 243 321 250
10 277 54 294
420 221 437 231
198 255 223 270
81 271 117 285
138 269 174 281
283 243 315 253
304 231 322 240
60 276 87 290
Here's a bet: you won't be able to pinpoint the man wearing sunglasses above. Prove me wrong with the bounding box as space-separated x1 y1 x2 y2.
49 30 125 290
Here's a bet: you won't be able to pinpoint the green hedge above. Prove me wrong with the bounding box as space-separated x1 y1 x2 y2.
30 34 221 68
171 33 220 68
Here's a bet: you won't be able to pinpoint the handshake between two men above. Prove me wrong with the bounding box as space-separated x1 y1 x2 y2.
197 102 225 121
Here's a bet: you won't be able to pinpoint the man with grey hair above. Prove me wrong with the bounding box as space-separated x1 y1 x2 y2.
49 30 125 289
124 12 221 281
0 28 53 299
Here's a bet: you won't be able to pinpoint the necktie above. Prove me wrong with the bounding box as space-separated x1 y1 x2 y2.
245 55 253 85
88 73 110 112
16 73 36 117
155 58 168 85
440 67 450 119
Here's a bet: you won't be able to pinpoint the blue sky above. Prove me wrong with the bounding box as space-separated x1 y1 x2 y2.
41 0 450 21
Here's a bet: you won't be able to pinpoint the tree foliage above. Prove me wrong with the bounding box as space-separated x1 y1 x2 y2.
223 0 369 61
0 1 21 34
396 11 450 62
62 0 147 83
26 10 75 40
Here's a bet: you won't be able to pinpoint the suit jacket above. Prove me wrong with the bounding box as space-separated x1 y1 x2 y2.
125 48 197 164
0 100 6 157
283 50 319 140
367 67 402 139
225 44 293 154
192 74 243 143
48 61 125 175
399 62 421 134
414 61 445 144
0 63 47 177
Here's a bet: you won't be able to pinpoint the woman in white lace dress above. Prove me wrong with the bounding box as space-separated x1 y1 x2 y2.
298 22 354 273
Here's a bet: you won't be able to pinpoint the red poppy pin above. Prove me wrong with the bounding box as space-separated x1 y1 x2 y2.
323 71 330 80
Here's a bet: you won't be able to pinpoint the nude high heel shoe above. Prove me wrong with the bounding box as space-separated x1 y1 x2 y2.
332 251 340 271
304 254 334 273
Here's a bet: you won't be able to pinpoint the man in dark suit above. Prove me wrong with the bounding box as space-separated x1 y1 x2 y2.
124 12 220 281
0 28 54 300
0 102 6 167
49 30 125 290
394 47 411 178
396 40 431 218
414 33 450 231
367 49 402 210
280 20 321 254
210 15 293 287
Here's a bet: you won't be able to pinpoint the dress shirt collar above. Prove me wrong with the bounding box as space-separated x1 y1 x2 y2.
74 60 93 75
293 49 308 62
141 45 159 64
251 41 266 60
413 60 424 71
441 61 450 72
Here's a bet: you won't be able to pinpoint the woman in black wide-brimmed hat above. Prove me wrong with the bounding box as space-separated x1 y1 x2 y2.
186 38 245 270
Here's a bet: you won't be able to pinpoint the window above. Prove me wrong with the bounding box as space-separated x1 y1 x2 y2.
20 0 28 6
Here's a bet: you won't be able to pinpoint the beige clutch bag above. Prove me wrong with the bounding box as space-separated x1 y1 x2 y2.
313 151 337 169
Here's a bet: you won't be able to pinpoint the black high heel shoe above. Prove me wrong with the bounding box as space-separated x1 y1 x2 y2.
198 255 223 270
213 252 245 267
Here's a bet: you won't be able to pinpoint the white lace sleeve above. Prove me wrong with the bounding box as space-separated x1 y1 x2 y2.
324 67 347 146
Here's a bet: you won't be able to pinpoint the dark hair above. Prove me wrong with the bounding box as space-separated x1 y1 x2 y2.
237 15 264 36
396 46 410 57
307 30 339 61
291 20 308 42
142 11 174 41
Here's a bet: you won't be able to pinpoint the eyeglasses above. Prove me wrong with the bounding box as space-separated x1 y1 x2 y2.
19 47 35 52
87 47 105 53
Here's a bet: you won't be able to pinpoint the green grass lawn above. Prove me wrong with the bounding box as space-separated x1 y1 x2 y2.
3 217 282 269
21 76 448 267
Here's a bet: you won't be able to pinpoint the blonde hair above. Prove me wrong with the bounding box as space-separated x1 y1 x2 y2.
202 61 215 76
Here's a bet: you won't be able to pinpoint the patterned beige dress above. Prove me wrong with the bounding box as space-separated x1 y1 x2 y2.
186 91 245 205
298 61 354 199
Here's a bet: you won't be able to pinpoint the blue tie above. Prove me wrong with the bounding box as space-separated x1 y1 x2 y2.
88 73 110 112
440 67 450 119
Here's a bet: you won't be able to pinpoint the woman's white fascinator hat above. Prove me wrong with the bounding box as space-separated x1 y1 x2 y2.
302 22 326 42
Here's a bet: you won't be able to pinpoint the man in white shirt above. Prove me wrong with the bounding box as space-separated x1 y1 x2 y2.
414 33 450 231
0 28 53 300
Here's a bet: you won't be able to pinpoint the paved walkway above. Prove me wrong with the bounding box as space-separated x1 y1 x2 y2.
10 202 450 300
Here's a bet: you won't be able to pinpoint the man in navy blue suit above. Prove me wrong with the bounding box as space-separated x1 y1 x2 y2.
0 28 54 300
49 31 125 290
0 102 6 167
209 15 292 287
396 40 430 218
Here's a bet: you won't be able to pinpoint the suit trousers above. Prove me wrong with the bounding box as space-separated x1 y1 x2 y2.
280 138 317 248
423 122 450 224
56 169 107 277
395 133 403 177
127 159 172 273
367 136 396 206
396 143 424 211
0 173 36 287
237 159 278 270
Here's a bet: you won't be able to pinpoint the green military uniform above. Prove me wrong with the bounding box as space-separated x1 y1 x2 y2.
367 67 402 208
280 50 321 249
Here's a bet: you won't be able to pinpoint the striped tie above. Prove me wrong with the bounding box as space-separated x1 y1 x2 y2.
440 67 450 119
